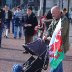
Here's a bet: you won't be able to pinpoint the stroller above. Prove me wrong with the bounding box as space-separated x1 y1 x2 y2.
22 38 49 72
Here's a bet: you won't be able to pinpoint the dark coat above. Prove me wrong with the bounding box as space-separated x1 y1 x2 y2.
24 12 38 36
4 10 12 20
14 17 22 26
4 10 12 28
8 10 12 20
45 10 52 29
0 9 4 28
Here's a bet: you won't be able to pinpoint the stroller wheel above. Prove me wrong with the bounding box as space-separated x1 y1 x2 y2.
43 64 48 70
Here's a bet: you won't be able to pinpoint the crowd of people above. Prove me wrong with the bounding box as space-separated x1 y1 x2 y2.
0 4 70 72
0 5 52 48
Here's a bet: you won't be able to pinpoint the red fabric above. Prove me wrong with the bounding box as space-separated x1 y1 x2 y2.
34 25 38 35
40 16 46 25
34 29 38 35
34 16 46 35
40 16 46 31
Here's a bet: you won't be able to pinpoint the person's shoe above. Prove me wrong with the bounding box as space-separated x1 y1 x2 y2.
6 36 8 38
22 44 25 47
23 50 29 54
14 37 16 39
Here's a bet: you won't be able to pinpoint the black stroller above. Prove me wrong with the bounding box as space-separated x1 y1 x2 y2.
22 38 49 72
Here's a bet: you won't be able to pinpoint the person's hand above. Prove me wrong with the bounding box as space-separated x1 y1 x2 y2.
35 26 38 31
42 35 47 41
24 24 28 27
28 24 32 26
41 18 46 24
24 24 32 27
42 35 51 41
35 25 41 30
47 36 51 41
37 24 41 29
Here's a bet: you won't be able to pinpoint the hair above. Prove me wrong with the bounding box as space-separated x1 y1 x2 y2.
46 10 52 19
17 6 20 9
63 8 67 11
5 4 8 7
27 6 32 11
51 6 61 13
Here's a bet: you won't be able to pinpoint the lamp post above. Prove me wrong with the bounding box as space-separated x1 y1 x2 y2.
68 0 70 13
43 0 46 16
62 0 63 9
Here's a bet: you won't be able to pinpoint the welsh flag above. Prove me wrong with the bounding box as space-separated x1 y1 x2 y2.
49 18 64 69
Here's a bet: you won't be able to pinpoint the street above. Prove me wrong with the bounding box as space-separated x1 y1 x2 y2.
0 24 72 72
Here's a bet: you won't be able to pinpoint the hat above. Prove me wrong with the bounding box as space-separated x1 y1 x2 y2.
12 64 22 72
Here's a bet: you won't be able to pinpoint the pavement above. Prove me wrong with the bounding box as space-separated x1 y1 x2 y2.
0 23 72 72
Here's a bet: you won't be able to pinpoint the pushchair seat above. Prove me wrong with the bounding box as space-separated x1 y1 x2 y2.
23 38 48 57
22 38 49 72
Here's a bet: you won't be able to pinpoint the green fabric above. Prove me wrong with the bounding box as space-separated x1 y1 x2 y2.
50 50 64 69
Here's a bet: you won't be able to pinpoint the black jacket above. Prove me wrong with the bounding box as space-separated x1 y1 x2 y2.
24 12 38 36
0 9 4 28
4 10 12 20
14 17 22 26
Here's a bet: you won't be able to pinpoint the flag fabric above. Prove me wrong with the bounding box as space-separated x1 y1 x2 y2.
49 18 64 69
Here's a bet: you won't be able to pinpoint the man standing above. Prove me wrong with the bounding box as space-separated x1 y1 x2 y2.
0 7 4 47
23 6 38 53
14 6 23 39
43 6 69 72
4 5 12 38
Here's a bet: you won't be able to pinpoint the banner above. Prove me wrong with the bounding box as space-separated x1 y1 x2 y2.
49 18 64 69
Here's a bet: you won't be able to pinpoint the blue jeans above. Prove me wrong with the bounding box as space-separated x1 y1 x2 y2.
50 62 63 72
12 19 15 34
14 26 22 38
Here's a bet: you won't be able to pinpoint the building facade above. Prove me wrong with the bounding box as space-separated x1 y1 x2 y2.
46 0 71 12
0 0 72 11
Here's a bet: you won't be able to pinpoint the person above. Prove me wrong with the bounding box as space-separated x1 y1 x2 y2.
14 6 23 39
37 16 46 38
63 8 69 19
69 9 72 24
12 7 17 34
43 6 69 72
0 7 5 47
45 10 53 29
23 6 38 53
4 5 12 38
35 10 52 39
